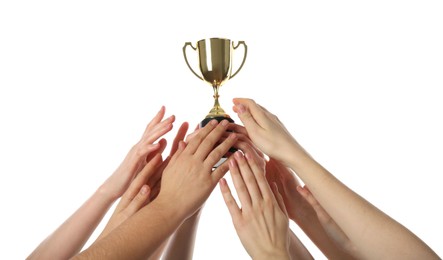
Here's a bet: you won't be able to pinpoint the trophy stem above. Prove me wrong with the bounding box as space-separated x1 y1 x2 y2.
207 85 227 117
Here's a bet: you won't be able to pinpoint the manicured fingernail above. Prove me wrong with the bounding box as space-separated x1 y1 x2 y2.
211 119 218 126
221 119 228 126
235 151 243 159
141 185 149 195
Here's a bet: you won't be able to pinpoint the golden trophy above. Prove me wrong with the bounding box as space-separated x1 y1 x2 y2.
183 38 247 127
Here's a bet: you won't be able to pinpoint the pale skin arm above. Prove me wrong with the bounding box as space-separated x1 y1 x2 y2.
162 208 203 260
266 158 357 259
288 230 314 260
232 97 440 260
72 120 238 260
296 185 359 258
27 106 175 260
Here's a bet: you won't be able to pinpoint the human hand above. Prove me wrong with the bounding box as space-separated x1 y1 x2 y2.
97 154 164 240
156 119 238 220
97 121 189 240
265 158 315 222
297 185 358 257
220 149 290 260
232 98 308 164
99 106 175 201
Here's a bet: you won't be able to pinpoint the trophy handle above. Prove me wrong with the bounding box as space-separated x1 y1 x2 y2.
230 41 248 79
183 42 203 80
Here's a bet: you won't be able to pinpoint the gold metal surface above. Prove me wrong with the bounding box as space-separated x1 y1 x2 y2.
183 38 247 119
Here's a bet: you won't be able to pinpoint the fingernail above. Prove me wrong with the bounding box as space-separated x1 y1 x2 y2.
211 119 218 126
235 151 243 159
229 133 237 139
221 119 229 126
141 185 149 195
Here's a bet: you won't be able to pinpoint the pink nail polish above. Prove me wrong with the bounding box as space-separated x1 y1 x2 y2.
141 185 148 195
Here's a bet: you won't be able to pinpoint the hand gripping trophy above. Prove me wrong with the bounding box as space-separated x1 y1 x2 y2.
183 38 247 127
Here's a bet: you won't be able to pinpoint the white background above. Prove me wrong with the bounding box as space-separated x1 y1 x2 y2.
1 1 442 259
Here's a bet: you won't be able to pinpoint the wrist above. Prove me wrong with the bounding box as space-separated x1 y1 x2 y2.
254 248 291 260
96 184 119 204
152 194 188 226
285 143 316 173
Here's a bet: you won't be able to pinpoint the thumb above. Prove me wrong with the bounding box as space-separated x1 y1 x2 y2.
233 100 260 132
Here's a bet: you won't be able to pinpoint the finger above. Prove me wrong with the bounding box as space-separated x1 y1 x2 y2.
232 98 267 131
125 185 151 215
297 185 328 219
228 156 252 208
145 139 167 163
241 142 265 167
144 115 175 144
144 106 165 133
237 139 265 160
227 123 248 136
234 151 263 202
205 132 238 172
219 178 241 221
271 182 288 216
169 122 189 157
244 152 271 201
136 153 163 184
218 135 265 160
136 142 161 161
265 159 277 183
121 154 162 205
170 141 187 162
147 156 170 188
184 119 219 154
149 180 161 202
264 159 285 195
194 119 230 159
184 124 201 142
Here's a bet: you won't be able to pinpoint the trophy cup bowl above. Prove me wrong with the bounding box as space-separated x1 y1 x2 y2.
183 38 247 127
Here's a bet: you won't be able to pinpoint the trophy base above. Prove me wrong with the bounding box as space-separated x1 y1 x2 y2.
199 116 234 127
200 116 237 168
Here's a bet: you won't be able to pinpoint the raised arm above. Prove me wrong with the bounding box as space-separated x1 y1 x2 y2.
162 208 203 260
232 98 440 259
27 106 174 260
266 158 357 259
73 119 238 259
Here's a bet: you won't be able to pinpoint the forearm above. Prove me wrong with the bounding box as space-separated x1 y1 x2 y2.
74 198 185 260
288 230 314 260
28 188 115 260
163 210 202 260
286 144 439 259
291 210 355 259
148 238 170 260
